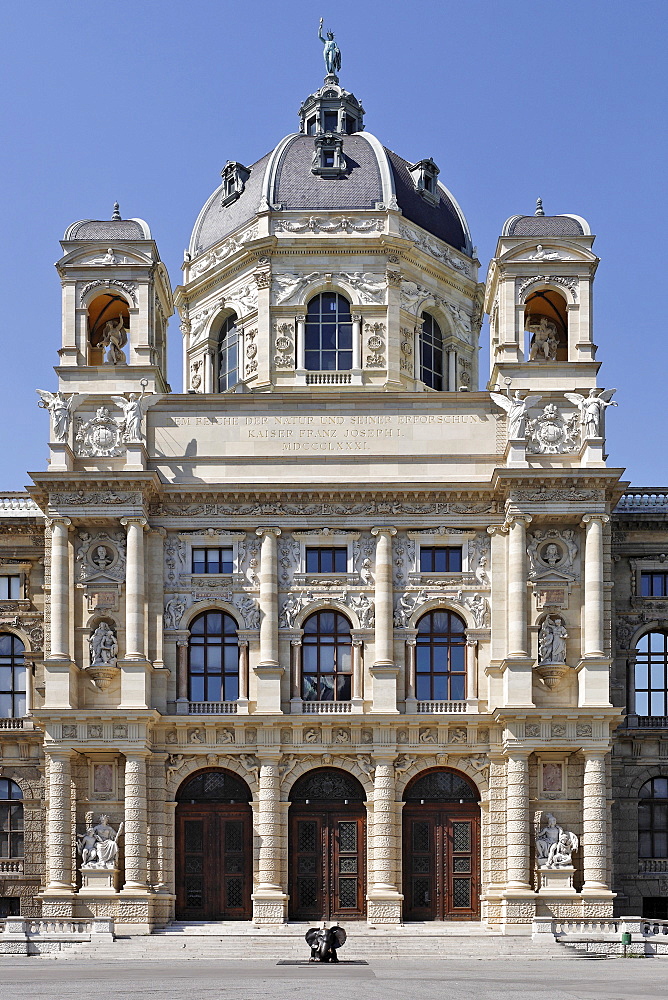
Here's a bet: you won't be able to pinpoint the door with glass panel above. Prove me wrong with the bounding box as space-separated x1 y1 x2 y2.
402 769 480 921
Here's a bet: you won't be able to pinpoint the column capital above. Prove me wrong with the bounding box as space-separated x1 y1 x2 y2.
256 526 282 538
580 514 610 527
504 513 533 529
487 523 508 536
46 516 72 529
578 746 609 760
123 749 151 760
45 746 73 760
371 526 397 537
352 312 362 324
120 516 148 528
503 745 531 760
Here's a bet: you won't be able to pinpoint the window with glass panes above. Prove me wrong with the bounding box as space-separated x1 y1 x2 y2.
0 779 23 858
302 611 352 702
217 315 239 392
0 634 26 718
415 610 467 701
641 572 668 597
634 631 668 716
419 546 462 573
192 547 233 574
638 778 668 858
188 611 239 702
0 576 20 600
419 312 444 390
305 547 347 573
304 293 353 371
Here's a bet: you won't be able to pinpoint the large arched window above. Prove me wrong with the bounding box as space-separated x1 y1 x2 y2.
0 634 26 718
218 315 239 391
634 631 668 717
416 610 466 701
419 312 444 390
302 611 352 702
639 777 668 859
305 293 352 371
188 611 239 703
0 779 23 858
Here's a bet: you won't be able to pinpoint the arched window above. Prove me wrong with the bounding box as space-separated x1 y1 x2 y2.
416 610 466 701
639 777 668 858
188 611 239 703
634 631 668 717
218 315 239 391
0 634 26 718
419 312 444 390
305 293 352 371
0 779 23 858
302 611 352 702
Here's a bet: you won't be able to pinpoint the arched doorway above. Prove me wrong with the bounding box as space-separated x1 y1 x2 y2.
175 769 252 920
402 768 480 921
289 768 366 921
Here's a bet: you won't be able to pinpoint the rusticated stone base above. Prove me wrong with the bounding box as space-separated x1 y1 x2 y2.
40 895 76 918
366 894 403 925
252 894 288 924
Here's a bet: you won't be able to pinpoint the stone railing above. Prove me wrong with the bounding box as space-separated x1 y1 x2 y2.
416 700 467 713
0 719 24 730
305 372 352 385
616 489 668 513
301 701 352 713
188 702 238 714
632 716 668 729
639 859 668 873
0 860 23 874
0 917 114 954
533 916 668 955
0 495 41 516
642 918 668 936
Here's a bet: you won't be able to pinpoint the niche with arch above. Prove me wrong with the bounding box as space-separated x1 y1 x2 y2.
524 288 568 362
87 292 130 365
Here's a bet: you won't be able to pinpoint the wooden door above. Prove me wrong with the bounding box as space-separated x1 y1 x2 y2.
403 805 479 920
289 807 365 920
176 803 252 920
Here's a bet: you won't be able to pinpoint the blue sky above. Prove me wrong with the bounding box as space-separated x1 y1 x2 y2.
1 0 666 489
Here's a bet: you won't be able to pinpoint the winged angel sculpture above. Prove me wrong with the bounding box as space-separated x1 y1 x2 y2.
563 388 617 439
490 388 542 440
110 385 162 442
36 390 87 442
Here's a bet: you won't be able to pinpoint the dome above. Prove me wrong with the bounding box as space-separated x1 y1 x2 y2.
190 132 471 257
502 199 590 238
64 204 152 241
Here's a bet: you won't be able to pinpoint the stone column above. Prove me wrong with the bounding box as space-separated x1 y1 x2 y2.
405 638 416 700
371 526 396 665
367 755 402 923
252 755 287 923
507 515 531 657
256 527 281 667
352 313 362 374
466 637 478 700
352 638 363 703
290 638 301 700
296 315 306 371
123 751 149 891
505 750 531 890
581 515 609 658
121 517 148 659
176 637 189 709
448 349 457 391
48 517 72 659
44 750 74 893
581 750 609 891
238 639 249 702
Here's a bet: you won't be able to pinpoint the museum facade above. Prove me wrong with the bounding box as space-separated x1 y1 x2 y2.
0 59 666 935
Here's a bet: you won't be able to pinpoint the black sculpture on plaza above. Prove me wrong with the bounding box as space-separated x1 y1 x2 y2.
305 923 347 962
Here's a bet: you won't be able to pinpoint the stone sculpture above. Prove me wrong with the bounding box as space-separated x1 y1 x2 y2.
527 403 579 454
236 593 260 629
349 592 375 628
279 591 313 628
111 384 161 443
394 589 428 627
318 19 341 76
305 923 346 962
465 593 489 628
100 316 128 364
36 389 86 442
164 595 188 630
538 615 568 664
527 316 559 361
89 622 118 668
535 812 579 868
76 813 124 869
490 389 542 440
359 557 374 586
564 388 617 438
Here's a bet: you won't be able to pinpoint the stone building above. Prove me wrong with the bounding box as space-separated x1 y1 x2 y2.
0 53 662 937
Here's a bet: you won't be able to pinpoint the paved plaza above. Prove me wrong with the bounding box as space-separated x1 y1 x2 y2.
0 958 665 1000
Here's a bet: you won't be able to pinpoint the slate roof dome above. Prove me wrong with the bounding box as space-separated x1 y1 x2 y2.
502 198 590 238
64 203 152 241
189 79 473 259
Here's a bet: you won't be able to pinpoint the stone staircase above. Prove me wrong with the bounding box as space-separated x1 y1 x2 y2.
53 921 589 961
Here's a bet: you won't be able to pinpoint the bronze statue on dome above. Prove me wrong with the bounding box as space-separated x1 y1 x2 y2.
319 18 341 77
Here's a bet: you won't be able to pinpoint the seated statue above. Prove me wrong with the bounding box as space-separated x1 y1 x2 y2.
305 924 346 962
535 812 562 864
547 830 579 869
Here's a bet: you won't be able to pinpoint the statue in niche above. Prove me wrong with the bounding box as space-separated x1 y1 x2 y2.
536 812 579 868
535 812 561 862
36 389 86 442
544 543 561 566
100 316 128 365
93 546 113 571
538 615 568 664
318 18 342 76
564 388 617 439
527 316 559 361
77 813 124 869
490 388 542 440
88 622 118 668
